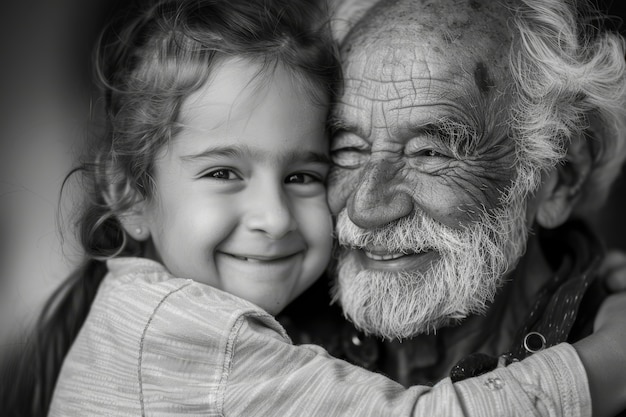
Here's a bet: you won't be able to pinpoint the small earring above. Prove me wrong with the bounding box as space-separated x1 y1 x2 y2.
135 227 143 235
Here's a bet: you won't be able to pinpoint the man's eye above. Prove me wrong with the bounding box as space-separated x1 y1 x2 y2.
408 149 449 158
285 173 321 184
203 169 241 180
330 148 369 169
424 149 447 158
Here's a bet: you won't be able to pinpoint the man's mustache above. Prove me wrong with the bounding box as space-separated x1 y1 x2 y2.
334 209 467 255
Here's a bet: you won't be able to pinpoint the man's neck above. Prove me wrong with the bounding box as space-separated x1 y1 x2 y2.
458 234 554 354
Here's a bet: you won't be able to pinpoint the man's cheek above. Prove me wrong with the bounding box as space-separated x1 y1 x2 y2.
433 163 515 220
327 168 360 215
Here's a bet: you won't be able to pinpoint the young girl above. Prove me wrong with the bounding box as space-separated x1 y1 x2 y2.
7 0 625 415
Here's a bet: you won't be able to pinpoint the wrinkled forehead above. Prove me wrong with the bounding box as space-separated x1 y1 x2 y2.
341 0 517 85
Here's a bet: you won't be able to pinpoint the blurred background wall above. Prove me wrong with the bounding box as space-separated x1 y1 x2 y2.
1 0 625 342
589 1 626 249
0 0 130 341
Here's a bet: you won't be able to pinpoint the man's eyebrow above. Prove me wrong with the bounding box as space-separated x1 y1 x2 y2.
180 144 331 165
409 118 481 156
327 116 356 134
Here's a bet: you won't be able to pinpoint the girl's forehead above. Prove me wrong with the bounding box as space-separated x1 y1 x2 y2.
180 57 323 126
160 58 329 164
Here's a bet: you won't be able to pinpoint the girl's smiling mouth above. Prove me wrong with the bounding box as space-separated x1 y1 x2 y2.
220 252 302 263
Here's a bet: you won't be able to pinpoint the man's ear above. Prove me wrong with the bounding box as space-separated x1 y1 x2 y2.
104 182 152 242
535 133 592 229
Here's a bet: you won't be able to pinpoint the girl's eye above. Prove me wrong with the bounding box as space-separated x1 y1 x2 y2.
203 169 241 180
285 173 320 184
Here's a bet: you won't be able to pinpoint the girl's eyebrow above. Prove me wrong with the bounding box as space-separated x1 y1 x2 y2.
180 144 331 165
180 145 243 162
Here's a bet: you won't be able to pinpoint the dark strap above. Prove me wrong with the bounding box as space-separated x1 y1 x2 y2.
451 221 605 382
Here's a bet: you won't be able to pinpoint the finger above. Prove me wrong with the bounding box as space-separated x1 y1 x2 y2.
606 270 626 292
594 292 626 332
599 250 626 292
598 250 626 276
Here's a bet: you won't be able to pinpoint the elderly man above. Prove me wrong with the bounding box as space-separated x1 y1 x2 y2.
280 0 626 400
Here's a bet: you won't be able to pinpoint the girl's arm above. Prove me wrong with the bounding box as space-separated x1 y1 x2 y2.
577 250 626 416
51 272 626 417
140 280 624 417
225 323 590 417
574 292 626 417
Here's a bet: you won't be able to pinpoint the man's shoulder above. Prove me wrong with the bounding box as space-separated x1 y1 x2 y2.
509 220 606 357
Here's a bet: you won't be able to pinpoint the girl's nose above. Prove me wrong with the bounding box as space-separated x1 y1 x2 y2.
244 185 297 239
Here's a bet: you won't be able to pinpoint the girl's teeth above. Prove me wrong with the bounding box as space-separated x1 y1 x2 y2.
231 255 265 263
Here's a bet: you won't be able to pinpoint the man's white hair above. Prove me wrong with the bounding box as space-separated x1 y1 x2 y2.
330 0 626 339
508 0 626 211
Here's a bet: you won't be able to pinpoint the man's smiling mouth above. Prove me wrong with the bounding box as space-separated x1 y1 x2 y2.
350 247 437 271
360 248 432 261
363 251 406 261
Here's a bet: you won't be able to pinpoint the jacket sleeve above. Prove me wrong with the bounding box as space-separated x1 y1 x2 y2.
223 314 591 417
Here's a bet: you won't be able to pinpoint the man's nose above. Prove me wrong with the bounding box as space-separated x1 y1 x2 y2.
244 184 297 239
347 159 413 229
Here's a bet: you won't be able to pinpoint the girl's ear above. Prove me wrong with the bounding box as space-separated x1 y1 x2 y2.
104 181 152 242
119 213 151 242
535 133 592 229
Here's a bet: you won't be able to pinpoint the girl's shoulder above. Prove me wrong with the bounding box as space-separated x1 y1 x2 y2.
103 257 263 310
50 257 288 415
99 257 285 340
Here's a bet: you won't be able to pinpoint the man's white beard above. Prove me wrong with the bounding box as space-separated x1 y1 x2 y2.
332 194 529 340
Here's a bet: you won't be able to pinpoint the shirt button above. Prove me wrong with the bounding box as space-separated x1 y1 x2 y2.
484 377 505 390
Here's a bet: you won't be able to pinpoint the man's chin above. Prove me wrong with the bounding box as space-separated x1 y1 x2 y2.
344 306 462 340
331 258 482 340
331 197 527 340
